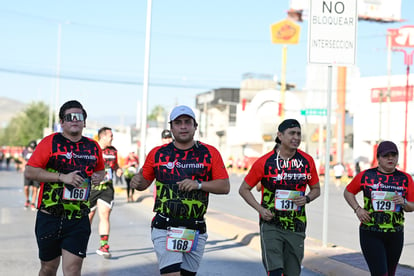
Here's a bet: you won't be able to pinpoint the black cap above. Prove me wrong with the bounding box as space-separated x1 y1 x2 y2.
28 140 37 149
275 119 301 143
161 129 172 139
377 141 398 157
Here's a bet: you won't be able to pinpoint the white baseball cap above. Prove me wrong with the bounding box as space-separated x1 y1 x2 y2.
169 105 196 122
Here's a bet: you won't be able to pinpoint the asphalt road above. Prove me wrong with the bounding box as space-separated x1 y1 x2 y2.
0 169 320 276
2 167 413 275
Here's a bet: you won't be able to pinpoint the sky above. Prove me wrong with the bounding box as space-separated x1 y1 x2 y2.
1 0 413 126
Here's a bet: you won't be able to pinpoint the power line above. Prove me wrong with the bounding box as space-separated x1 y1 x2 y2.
0 66 223 90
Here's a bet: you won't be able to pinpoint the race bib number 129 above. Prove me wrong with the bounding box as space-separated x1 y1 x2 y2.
166 227 199 253
371 191 399 212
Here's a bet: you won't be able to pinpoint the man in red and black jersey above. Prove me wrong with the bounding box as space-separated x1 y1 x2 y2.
239 119 320 276
344 140 414 276
25 100 105 276
131 105 230 276
89 127 123 259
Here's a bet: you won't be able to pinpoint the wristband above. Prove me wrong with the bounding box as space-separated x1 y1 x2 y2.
403 198 408 207
58 172 61 182
196 179 202 190
305 195 311 204
354 206 361 213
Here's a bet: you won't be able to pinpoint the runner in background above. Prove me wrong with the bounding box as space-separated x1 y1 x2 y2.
123 151 139 202
22 140 39 210
89 127 123 259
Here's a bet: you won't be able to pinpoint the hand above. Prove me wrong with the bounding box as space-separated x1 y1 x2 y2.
293 195 307 207
91 171 105 186
177 179 198 192
62 171 86 188
131 168 146 190
392 193 405 206
355 207 371 223
258 207 274 222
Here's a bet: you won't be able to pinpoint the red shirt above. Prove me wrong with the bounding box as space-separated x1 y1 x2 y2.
142 141 228 219
27 133 104 219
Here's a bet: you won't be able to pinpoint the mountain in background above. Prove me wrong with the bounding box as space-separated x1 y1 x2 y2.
0 97 137 129
0 97 26 128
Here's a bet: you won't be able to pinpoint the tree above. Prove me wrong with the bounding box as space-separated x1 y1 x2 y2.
147 105 167 122
0 101 49 146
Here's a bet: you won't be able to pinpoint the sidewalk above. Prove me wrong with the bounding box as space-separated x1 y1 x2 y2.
116 186 414 276
205 202 414 276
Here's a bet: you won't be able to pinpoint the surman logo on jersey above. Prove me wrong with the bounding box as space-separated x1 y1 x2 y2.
165 160 177 169
163 160 205 170
371 182 380 190
60 151 97 160
102 153 116 160
61 152 73 159
371 182 404 191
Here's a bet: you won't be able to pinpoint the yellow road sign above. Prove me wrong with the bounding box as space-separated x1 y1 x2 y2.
270 19 301 44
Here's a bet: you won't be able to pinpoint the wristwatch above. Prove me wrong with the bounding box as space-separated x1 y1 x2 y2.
196 179 202 190
305 195 311 204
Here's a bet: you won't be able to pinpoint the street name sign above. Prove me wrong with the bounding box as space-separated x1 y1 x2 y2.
300 108 327 116
308 0 357 64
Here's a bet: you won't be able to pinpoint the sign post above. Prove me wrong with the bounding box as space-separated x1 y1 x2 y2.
270 19 300 120
387 26 414 171
308 0 357 247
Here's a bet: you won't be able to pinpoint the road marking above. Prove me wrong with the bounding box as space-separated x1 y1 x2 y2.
0 208 11 224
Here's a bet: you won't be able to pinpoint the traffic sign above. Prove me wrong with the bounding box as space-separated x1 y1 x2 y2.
308 0 358 65
300 108 327 116
270 19 301 44
388 26 414 48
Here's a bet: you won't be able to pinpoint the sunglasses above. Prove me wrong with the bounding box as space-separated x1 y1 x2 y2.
63 113 84 122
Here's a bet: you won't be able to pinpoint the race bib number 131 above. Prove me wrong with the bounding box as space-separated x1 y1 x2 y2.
275 189 303 211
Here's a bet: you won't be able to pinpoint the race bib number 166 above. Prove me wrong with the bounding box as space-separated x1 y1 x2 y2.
63 178 91 201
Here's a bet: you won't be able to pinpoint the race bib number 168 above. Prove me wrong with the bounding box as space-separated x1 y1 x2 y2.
166 227 199 253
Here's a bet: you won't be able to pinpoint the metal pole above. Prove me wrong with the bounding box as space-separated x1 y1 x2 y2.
54 23 62 130
280 45 287 120
322 65 333 247
139 0 153 166
386 32 392 140
404 64 409 171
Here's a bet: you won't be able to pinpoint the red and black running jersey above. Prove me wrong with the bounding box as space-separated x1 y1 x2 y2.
102 146 119 170
142 141 229 220
244 148 319 232
27 133 105 219
96 146 119 187
346 168 414 232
